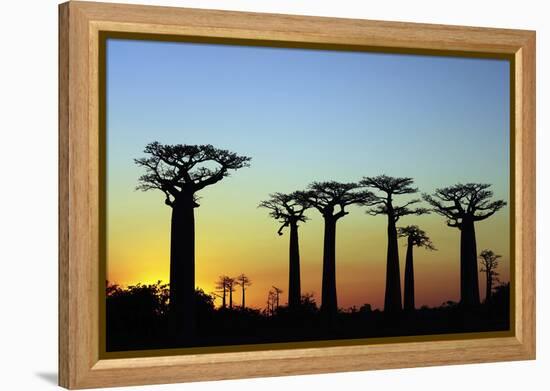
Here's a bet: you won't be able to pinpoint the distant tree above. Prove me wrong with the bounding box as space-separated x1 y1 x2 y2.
272 286 283 309
259 192 309 308
479 249 501 303
300 292 318 313
359 304 372 313
266 289 276 316
297 181 375 319
135 142 250 336
236 273 252 309
226 277 236 309
360 175 428 313
215 275 232 309
397 225 436 311
423 183 506 307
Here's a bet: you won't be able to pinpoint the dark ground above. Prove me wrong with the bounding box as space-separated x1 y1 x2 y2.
106 282 510 352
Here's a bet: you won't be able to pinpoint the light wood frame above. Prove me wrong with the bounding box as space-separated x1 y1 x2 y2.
59 1 536 389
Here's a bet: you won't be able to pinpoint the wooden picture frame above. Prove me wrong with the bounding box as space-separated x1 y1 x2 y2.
59 1 536 389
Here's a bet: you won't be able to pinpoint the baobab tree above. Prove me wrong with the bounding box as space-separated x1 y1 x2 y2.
272 286 283 309
226 277 236 309
479 249 500 304
259 192 308 308
423 183 506 307
360 175 428 313
297 181 375 318
397 225 436 311
215 275 233 309
266 289 276 316
236 273 252 309
135 142 250 335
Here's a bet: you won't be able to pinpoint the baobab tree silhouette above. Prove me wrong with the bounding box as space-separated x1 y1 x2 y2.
215 275 233 309
423 183 506 307
223 277 236 309
297 181 375 319
272 286 283 309
397 225 436 311
266 289 276 316
479 249 500 304
259 192 309 309
360 175 428 314
236 274 252 309
135 142 250 338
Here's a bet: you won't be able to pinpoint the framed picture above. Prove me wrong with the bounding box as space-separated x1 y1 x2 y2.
59 1 536 389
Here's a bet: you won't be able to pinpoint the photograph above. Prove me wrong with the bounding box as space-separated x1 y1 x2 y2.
104 37 511 353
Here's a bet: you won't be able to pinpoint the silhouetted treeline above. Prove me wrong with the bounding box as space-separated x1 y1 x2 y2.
107 281 510 352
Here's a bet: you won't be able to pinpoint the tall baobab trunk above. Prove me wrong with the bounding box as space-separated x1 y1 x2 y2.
229 288 233 309
460 219 480 307
321 217 338 317
384 213 402 313
288 221 301 308
403 238 415 311
241 285 246 309
222 285 227 308
169 199 196 339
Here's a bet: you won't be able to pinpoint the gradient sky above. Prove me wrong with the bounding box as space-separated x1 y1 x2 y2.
106 38 510 310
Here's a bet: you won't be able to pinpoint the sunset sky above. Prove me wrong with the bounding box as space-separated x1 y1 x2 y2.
106 38 510 310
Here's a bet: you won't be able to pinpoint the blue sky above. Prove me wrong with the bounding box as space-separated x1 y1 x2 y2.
107 39 509 194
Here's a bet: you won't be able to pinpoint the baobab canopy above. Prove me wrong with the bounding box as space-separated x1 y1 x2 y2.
135 142 251 207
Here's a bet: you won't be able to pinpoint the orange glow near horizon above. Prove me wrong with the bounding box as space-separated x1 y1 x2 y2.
106 185 510 310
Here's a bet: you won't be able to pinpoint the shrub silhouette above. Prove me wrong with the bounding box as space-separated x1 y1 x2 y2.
106 281 216 351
